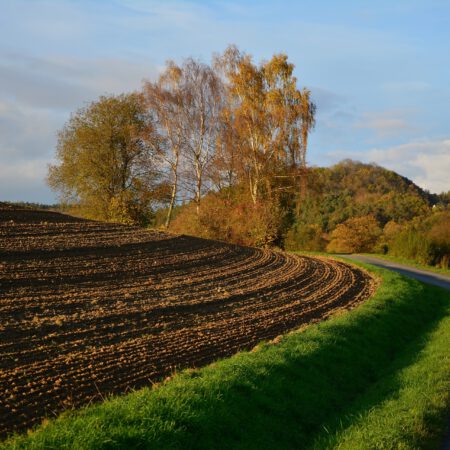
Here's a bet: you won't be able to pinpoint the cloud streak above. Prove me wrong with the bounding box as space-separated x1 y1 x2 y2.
353 110 418 138
0 158 54 203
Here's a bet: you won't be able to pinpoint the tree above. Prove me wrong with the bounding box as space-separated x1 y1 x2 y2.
48 93 161 224
180 58 225 214
214 46 316 205
143 63 186 228
208 46 316 246
326 215 382 253
144 58 224 218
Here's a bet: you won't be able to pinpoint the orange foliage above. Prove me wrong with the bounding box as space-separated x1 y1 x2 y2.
170 191 284 247
326 215 382 253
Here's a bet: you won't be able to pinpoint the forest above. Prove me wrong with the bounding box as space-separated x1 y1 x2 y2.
48 46 450 269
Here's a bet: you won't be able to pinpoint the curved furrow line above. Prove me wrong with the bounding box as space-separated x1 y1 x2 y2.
0 206 375 437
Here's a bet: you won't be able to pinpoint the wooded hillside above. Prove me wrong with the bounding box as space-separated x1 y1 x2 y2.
170 160 449 268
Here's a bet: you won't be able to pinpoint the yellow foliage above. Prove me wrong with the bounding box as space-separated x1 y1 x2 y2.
327 215 382 254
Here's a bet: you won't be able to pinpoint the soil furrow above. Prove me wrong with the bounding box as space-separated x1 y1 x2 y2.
0 205 374 438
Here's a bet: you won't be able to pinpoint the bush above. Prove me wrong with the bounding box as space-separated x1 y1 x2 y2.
285 223 326 251
389 228 433 264
387 211 450 267
326 215 381 253
170 190 288 247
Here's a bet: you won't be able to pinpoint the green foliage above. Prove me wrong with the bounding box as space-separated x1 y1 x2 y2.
285 160 444 263
390 227 433 264
388 211 450 267
300 160 432 229
168 159 449 262
43 47 447 264
3 266 449 449
285 223 325 251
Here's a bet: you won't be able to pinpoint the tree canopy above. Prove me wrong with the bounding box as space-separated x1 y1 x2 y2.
49 46 316 235
48 93 163 224
47 47 449 267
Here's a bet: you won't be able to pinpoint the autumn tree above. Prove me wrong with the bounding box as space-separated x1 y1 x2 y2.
214 46 315 206
143 62 186 228
210 108 239 193
326 215 382 253
194 46 317 246
143 58 224 219
47 93 161 224
180 58 225 214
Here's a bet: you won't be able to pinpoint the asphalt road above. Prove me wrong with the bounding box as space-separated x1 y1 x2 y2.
337 253 450 450
337 254 450 291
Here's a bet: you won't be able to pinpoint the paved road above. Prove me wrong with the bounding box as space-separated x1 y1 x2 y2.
338 253 450 450
337 254 450 291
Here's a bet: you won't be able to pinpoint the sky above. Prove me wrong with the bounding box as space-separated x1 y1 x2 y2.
0 0 449 203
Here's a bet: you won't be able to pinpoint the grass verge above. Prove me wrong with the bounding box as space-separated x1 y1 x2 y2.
362 253 450 276
2 264 449 449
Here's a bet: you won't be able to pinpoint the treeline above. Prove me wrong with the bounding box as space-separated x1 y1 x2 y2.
166 160 449 268
48 47 449 268
48 46 315 246
0 201 59 211
285 160 450 268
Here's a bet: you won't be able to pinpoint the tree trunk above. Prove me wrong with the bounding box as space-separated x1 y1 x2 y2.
195 173 202 215
165 156 179 229
165 174 177 229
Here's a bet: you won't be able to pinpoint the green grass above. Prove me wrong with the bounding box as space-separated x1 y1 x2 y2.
363 253 450 276
2 265 450 449
312 311 450 449
293 250 450 276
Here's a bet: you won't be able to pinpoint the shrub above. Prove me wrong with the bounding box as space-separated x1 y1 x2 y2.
387 211 450 267
285 223 326 251
326 215 381 253
170 191 288 247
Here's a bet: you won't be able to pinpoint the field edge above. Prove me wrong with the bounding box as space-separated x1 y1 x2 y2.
1 261 450 449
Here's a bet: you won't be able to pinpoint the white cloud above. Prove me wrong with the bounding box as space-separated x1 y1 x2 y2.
0 53 159 203
0 99 60 140
0 0 448 203
0 54 159 110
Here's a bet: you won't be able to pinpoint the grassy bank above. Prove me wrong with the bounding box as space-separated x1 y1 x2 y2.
2 265 449 449
363 253 450 276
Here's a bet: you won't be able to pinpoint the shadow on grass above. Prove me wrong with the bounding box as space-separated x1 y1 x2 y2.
155 271 449 450
3 267 450 450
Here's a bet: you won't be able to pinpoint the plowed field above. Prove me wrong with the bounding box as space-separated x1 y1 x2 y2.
0 204 374 438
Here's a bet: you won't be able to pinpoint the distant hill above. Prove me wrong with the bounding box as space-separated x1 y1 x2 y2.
286 159 449 253
298 159 441 231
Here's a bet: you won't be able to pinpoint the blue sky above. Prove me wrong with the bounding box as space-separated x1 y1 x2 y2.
0 0 449 202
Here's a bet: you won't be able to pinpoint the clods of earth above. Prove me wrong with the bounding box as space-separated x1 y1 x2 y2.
0 204 374 437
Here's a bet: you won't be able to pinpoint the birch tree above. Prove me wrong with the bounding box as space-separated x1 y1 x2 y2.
215 46 315 205
143 62 185 228
180 58 225 214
